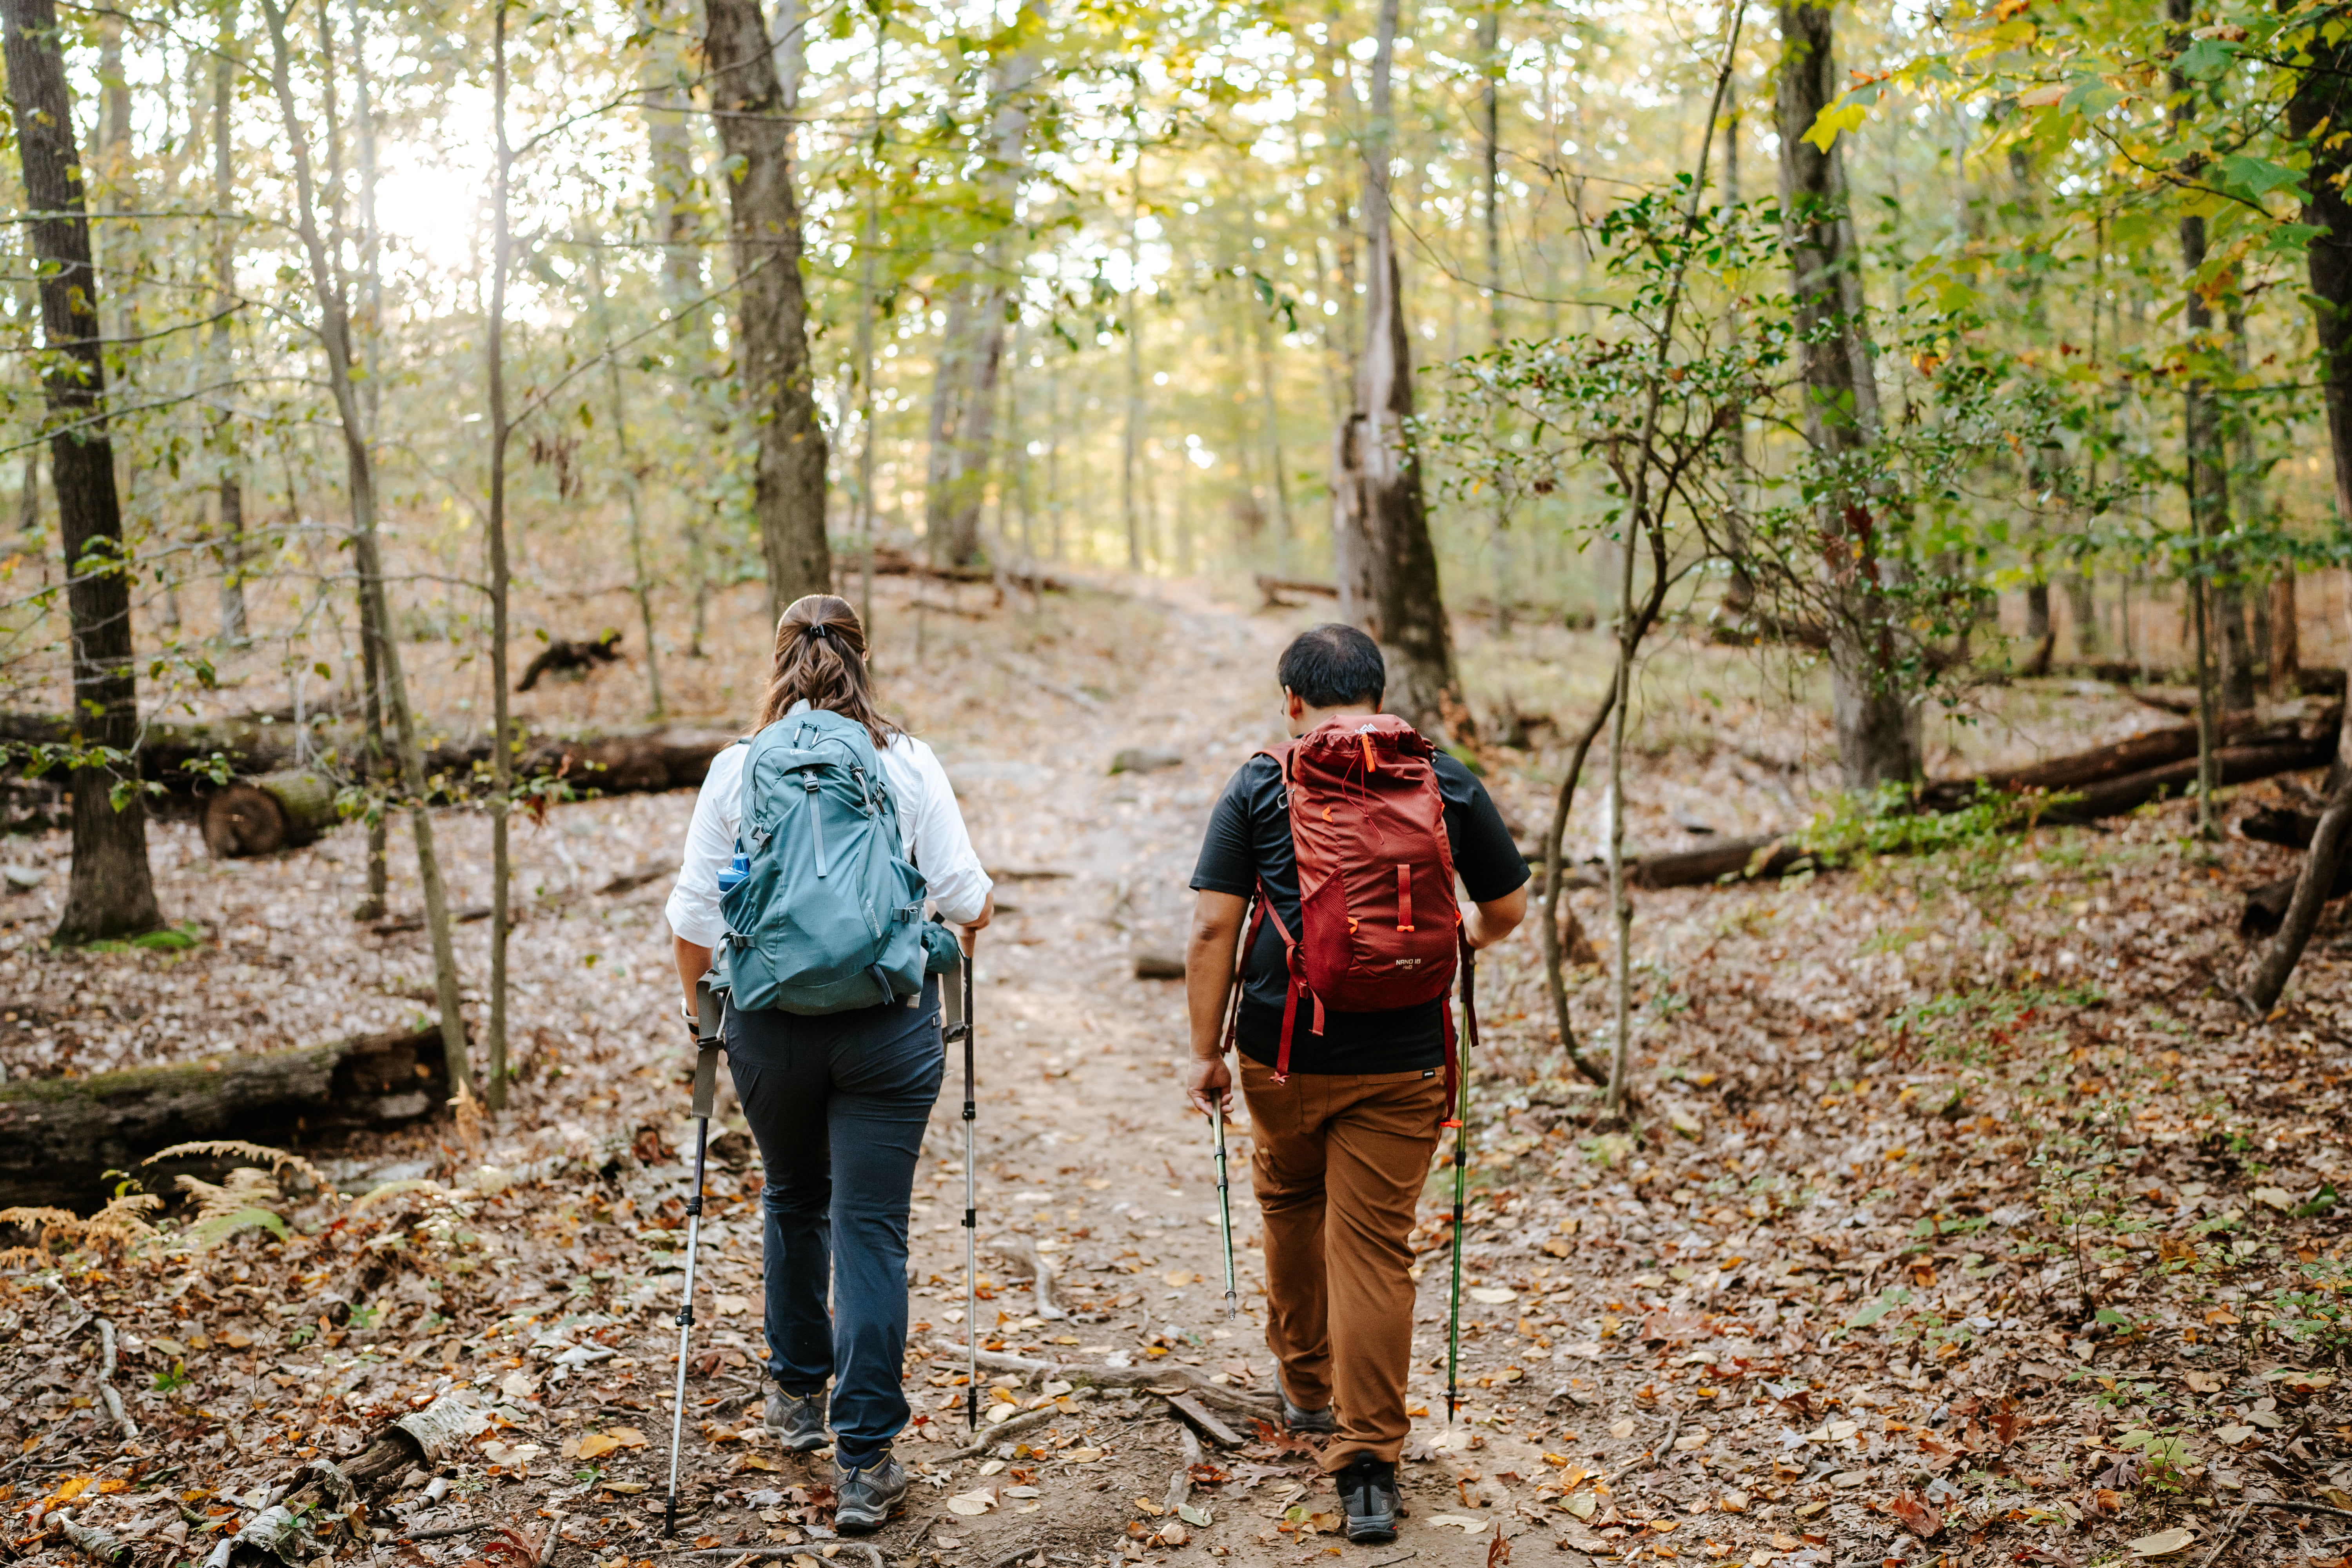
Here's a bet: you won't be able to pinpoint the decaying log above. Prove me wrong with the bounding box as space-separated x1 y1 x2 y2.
0 712 734 818
1918 705 2334 810
1253 574 1339 609
0 1026 451 1208
1626 833 1810 890
2242 856 2352 939
858 546 1080 596
2044 739 2333 823
202 771 341 857
516 632 623 692
2240 805 2320 849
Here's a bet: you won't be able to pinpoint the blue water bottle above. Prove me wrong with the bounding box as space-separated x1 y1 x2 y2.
717 845 750 895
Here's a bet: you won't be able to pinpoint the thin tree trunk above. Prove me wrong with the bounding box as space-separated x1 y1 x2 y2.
2171 0 2228 829
1331 0 1459 734
1778 0 1916 788
704 0 831 621
582 238 665 719
482 5 515 1112
211 11 247 642
926 9 1034 570
347 0 389 920
4 0 161 944
1123 140 1147 571
855 19 884 639
1481 3 1510 634
260 0 470 1097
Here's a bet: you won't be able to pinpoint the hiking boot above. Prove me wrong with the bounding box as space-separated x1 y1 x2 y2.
832 1449 908 1533
763 1387 830 1453
1334 1455 1399 1543
1279 1384 1337 1434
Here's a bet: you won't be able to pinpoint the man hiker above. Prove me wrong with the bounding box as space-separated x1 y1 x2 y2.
1182 624 1528 1542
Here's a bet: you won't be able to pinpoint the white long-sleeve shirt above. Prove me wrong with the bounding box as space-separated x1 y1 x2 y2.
663 721 993 946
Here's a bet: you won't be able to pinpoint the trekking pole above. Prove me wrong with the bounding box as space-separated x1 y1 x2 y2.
664 976 724 1539
1445 944 1479 1428
1209 912 1249 1323
945 946 979 1433
1212 1098 1238 1320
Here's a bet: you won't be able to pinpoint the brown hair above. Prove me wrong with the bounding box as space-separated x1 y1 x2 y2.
752 595 898 748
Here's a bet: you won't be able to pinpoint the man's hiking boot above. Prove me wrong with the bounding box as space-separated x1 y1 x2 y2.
832 1450 908 1533
1279 1384 1338 1434
1335 1455 1399 1543
764 1387 830 1453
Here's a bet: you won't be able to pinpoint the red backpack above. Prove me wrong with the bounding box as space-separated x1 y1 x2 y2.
1227 715 1481 1105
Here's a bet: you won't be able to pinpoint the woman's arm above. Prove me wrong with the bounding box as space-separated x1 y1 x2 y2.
675 937 713 1017
663 746 743 1015
900 739 996 936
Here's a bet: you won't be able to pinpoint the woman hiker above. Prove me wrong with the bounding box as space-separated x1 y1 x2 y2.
666 593 995 1531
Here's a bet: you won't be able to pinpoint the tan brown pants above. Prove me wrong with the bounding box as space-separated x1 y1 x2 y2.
1241 1056 1445 1471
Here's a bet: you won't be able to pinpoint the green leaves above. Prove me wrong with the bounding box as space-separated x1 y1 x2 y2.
2212 154 2305 202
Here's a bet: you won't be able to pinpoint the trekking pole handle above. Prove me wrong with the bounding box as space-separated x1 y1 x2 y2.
691 977 724 1119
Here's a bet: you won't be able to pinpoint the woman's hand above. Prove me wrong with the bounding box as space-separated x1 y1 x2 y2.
957 891 996 955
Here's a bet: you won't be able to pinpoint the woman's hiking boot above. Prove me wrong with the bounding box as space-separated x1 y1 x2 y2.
832 1450 909 1532
764 1388 830 1453
1335 1455 1399 1543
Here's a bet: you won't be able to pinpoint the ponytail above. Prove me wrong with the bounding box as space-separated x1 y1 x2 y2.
753 595 898 748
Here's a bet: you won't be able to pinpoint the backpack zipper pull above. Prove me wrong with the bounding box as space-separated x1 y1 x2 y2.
1359 728 1378 775
805 775 829 877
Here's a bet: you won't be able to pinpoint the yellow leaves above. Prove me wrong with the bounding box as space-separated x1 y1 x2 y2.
1802 100 1870 153
569 1426 648 1461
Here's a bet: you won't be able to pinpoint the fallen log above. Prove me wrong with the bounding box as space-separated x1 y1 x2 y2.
1253 573 1339 609
2239 805 2320 849
1627 833 1810 890
0 1025 451 1209
202 770 340 857
1918 705 2335 810
2043 739 2332 823
516 631 623 692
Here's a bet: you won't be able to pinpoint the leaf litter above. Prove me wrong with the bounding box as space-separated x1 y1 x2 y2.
3 576 2352 1566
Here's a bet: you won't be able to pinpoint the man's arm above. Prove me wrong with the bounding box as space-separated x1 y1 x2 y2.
1463 884 1527 951
1182 890 1247 1116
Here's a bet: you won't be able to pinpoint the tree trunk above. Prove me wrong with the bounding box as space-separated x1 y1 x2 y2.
1332 0 1459 735
2271 572 2301 699
1777 0 1917 789
1123 148 1148 571
210 10 247 643
2238 16 2352 1009
260 0 470 1099
926 286 1007 568
924 11 1035 572
2065 573 2099 659
704 0 831 622
484 5 515 1112
3 0 163 945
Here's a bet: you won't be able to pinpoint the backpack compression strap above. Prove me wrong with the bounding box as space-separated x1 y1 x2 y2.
1253 885 1323 1084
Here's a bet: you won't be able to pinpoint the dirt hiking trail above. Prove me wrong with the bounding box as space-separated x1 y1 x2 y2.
15 576 2352 1568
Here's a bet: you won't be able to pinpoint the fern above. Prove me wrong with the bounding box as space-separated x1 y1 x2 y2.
170 1169 291 1252
143 1139 336 1200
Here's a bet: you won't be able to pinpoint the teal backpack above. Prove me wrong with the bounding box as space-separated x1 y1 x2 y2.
717 710 952 1015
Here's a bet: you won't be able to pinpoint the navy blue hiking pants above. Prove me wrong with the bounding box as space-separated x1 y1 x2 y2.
725 975 942 1468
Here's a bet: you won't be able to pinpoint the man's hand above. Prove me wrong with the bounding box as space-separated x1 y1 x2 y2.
1185 1053 1233 1118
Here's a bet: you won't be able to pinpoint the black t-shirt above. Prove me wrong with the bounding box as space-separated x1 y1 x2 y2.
1189 746 1529 1074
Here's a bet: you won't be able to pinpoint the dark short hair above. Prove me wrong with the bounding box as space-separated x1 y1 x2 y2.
1278 624 1385 710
